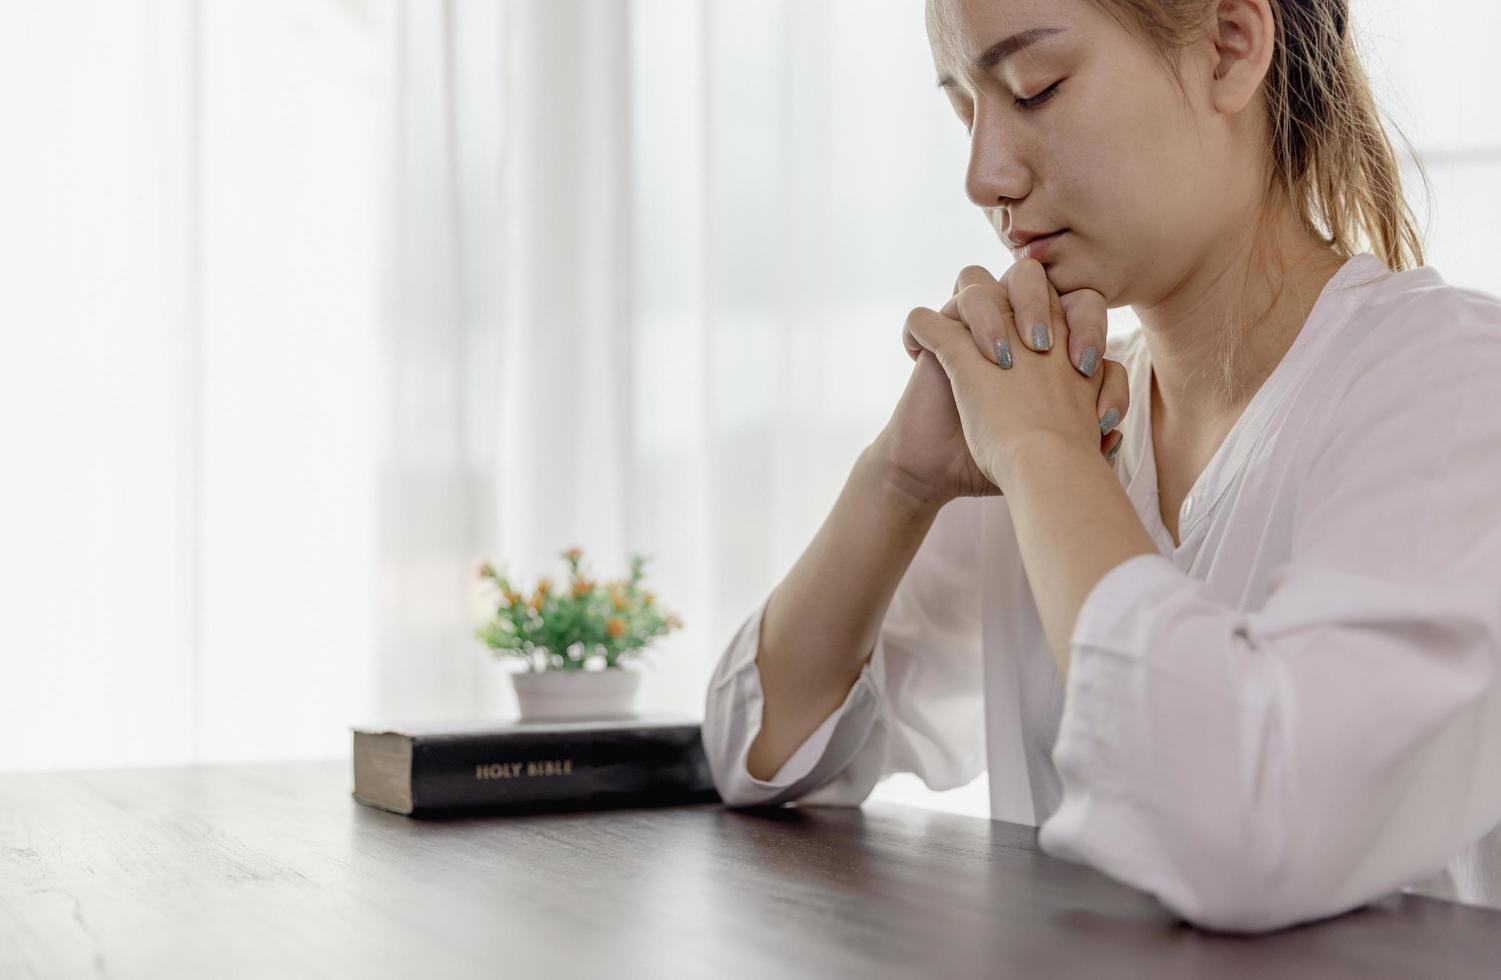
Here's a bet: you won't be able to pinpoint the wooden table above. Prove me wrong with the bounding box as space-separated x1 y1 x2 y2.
2 761 1498 978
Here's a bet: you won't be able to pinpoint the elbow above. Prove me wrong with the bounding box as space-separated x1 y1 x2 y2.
1157 835 1357 935
701 737 782 809
1043 801 1353 934
717 792 776 810
1163 860 1292 934
712 773 785 810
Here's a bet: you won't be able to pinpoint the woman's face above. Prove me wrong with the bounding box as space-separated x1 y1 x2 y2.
926 0 1262 306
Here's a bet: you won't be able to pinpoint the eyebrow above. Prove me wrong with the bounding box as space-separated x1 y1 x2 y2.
935 27 1066 89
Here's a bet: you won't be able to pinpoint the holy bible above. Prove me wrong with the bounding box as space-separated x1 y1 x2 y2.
350 711 721 816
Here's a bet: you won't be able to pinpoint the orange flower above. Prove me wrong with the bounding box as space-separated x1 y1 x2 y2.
642 590 654 606
572 576 595 597
610 590 628 611
563 546 583 562
664 614 683 630
476 561 497 580
606 617 627 638
536 576 553 594
503 588 523 607
529 591 544 612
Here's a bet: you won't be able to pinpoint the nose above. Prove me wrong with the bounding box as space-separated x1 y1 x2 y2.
963 98 1032 210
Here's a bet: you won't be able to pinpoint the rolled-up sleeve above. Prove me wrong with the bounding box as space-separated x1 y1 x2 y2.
702 496 987 809
1038 315 1501 933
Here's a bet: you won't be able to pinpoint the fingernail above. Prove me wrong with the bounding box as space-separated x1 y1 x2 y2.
1099 407 1120 435
1079 346 1099 378
1032 322 1051 351
1107 438 1122 462
993 338 1013 370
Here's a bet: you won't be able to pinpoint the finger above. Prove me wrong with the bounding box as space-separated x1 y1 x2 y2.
1058 288 1108 379
1096 356 1130 440
1046 279 1068 363
1001 258 1054 353
902 305 959 366
909 266 995 361
902 318 923 361
903 305 991 388
1103 428 1124 463
952 264 999 298
940 283 1019 370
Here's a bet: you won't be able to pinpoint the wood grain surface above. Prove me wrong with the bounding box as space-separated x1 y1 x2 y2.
1 760 1497 979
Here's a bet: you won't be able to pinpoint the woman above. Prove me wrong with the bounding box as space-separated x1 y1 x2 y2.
701 0 1501 934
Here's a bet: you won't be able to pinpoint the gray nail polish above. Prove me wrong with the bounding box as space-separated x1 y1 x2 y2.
1099 407 1120 435
1107 438 1122 462
1032 322 1051 350
994 338 1013 370
1079 345 1099 378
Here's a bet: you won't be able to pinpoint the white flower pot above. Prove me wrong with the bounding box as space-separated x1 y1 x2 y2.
510 667 643 722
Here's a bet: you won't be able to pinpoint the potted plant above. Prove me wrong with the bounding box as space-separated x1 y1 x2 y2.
475 546 683 721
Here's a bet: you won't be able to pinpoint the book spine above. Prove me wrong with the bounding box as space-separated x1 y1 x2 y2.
408 725 721 815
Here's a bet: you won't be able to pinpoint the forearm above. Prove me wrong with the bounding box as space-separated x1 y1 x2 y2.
747 445 943 780
1001 435 1158 683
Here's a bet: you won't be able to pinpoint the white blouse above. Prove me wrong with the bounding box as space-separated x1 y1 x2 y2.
701 251 1501 933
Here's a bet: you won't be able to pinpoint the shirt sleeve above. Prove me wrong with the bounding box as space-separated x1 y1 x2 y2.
1038 309 1501 933
702 495 986 809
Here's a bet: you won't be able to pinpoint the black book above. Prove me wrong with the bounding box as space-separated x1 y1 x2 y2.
350 711 721 817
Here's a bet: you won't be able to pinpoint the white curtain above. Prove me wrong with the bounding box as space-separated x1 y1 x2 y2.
3 2 1499 824
0 0 387 768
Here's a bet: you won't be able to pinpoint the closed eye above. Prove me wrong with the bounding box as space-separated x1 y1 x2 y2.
954 79 1063 135
1015 80 1062 111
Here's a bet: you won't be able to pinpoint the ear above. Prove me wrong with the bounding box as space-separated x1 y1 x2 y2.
1209 0 1276 115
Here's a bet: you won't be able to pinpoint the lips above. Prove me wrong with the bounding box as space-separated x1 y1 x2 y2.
1005 228 1066 249
1007 228 1068 262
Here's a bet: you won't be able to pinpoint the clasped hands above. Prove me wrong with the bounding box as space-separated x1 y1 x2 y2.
901 258 1130 494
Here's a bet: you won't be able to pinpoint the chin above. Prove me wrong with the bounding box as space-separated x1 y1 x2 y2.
1047 261 1119 308
1041 259 1076 291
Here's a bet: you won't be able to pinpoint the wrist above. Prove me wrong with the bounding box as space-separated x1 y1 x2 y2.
856 444 947 524
996 431 1102 491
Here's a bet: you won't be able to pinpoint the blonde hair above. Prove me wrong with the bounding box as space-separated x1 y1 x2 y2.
1089 0 1431 408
